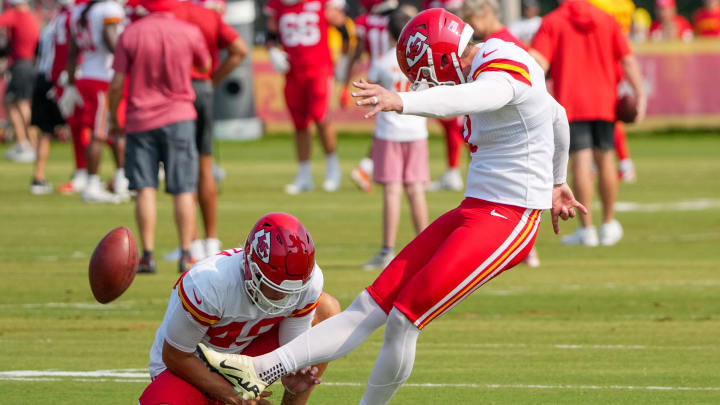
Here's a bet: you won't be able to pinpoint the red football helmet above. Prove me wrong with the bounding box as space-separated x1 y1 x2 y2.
243 212 315 315
397 8 474 90
360 0 398 14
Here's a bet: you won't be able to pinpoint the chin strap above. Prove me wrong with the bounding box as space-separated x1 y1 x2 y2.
451 52 466 84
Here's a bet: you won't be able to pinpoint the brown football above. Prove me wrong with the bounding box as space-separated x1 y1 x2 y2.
615 94 638 123
89 226 139 304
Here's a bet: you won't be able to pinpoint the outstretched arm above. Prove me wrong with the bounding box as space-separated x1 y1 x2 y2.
352 74 514 119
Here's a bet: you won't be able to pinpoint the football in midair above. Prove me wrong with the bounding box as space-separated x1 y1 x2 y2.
89 226 139 304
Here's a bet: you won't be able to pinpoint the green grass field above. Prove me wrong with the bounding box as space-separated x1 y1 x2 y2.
1 132 719 404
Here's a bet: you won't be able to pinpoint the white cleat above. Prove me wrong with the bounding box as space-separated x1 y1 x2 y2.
164 240 207 262
427 169 464 192
522 247 541 267
30 179 53 195
284 178 314 195
561 226 599 247
196 343 267 400
599 220 623 246
82 186 122 204
362 249 395 270
205 238 222 256
5 143 36 163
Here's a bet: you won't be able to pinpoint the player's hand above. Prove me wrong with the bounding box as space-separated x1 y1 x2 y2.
634 93 647 123
240 391 273 405
109 116 124 141
268 47 290 73
280 366 321 395
339 85 351 109
551 183 588 234
352 79 403 119
58 84 84 118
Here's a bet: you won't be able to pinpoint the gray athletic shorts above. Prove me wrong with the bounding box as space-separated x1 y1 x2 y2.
125 120 198 195
569 120 615 153
192 79 214 156
5 59 35 102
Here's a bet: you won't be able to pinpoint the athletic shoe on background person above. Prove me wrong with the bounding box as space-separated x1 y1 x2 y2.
5 142 36 163
427 168 463 192
284 176 314 195
82 182 122 204
57 170 88 194
178 253 196 274
29 179 53 195
522 247 541 267
363 249 395 270
561 226 599 247
164 240 206 262
599 219 623 246
351 157 374 193
205 238 222 256
137 254 156 274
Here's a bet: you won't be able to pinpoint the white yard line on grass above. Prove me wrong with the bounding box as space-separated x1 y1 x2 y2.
614 199 720 213
1 370 719 392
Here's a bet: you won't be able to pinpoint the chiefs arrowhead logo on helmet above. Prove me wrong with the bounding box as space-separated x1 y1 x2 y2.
406 31 429 68
251 229 271 264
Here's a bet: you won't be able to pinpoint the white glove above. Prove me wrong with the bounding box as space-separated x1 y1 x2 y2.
58 84 84 118
268 47 290 73
334 54 349 83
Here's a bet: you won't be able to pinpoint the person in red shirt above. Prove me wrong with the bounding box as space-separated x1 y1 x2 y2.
108 0 211 274
531 0 646 247
170 0 248 260
693 0 720 37
650 0 693 41
264 0 346 195
0 0 40 163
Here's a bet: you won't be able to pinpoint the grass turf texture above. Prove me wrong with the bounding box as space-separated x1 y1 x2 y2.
1 132 719 404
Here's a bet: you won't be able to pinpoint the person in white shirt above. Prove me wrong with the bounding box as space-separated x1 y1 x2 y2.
362 7 428 270
194 9 586 405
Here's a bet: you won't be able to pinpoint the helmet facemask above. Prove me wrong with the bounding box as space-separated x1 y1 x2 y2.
244 255 311 315
408 22 474 91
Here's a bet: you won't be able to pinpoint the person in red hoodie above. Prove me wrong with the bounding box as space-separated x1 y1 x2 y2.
0 0 40 163
531 0 645 247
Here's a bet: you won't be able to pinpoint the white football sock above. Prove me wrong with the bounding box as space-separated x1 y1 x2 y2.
326 153 340 177
115 167 125 179
252 290 387 383
297 161 311 182
359 308 420 405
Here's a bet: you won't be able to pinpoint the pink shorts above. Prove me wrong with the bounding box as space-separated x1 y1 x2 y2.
366 198 542 330
371 138 429 184
284 70 333 131
138 327 280 405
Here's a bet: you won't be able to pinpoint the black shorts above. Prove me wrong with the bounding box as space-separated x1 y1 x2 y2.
5 59 35 102
30 74 65 133
569 120 615 153
192 79 214 156
125 120 198 195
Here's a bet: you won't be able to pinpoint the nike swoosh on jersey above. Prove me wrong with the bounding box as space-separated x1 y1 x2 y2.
490 209 508 220
193 289 203 305
482 49 497 58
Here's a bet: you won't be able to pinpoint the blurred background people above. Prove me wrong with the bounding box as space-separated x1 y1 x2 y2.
61 0 129 203
169 0 248 260
0 0 40 163
693 0 720 37
509 0 542 46
363 6 428 271
109 0 210 274
531 0 646 247
263 0 346 195
650 0 693 41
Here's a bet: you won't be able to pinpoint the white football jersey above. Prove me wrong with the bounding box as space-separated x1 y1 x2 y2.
461 38 555 209
148 248 324 377
368 49 427 142
71 1 125 82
